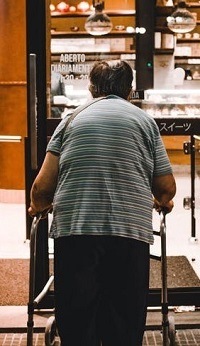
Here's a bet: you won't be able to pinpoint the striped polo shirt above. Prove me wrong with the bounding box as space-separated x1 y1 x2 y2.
47 95 172 244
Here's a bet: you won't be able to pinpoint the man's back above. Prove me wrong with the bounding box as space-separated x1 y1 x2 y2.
49 95 172 242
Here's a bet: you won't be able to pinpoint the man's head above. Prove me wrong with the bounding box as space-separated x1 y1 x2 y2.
89 60 133 100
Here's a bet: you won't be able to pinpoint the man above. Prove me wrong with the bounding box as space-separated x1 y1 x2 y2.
51 71 66 118
29 60 176 346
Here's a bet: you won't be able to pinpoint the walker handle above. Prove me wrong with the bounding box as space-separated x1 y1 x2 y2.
34 207 52 220
160 207 169 215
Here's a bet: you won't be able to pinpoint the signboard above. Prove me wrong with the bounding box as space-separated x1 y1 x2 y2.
51 53 92 117
131 90 144 100
154 117 200 135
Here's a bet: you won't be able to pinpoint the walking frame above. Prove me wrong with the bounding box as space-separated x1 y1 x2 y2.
27 210 176 346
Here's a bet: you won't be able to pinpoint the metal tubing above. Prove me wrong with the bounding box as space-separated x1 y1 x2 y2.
190 135 196 238
27 215 42 346
160 213 170 346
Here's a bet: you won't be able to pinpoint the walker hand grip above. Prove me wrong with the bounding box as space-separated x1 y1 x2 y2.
160 207 169 215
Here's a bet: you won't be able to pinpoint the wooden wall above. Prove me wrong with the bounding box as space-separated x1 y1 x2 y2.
51 0 135 11
163 136 190 165
0 0 27 189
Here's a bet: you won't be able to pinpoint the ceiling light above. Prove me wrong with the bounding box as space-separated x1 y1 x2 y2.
167 0 196 33
85 1 113 36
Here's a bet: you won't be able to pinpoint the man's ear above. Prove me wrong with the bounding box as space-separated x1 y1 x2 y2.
89 84 95 96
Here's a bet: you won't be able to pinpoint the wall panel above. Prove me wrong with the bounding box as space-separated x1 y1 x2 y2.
0 0 27 190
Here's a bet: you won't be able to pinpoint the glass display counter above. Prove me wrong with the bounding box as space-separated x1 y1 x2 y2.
141 88 200 238
140 89 200 307
141 89 200 135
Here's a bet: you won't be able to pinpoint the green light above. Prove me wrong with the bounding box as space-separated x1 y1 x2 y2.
147 62 153 68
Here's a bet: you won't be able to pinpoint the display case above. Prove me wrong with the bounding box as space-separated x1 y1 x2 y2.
141 89 200 244
141 89 200 135
50 3 136 116
155 2 200 89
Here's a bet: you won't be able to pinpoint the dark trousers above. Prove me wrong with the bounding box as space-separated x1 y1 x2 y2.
54 235 150 346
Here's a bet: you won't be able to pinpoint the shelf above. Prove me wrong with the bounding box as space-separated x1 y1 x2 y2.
143 102 200 105
155 25 200 34
51 103 77 108
188 2 200 6
177 38 200 43
175 56 200 59
175 60 200 65
51 30 135 38
156 4 200 16
154 48 174 54
155 26 173 33
51 51 136 56
51 10 136 18
153 114 200 116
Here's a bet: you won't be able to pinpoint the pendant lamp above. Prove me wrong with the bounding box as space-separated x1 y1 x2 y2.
85 1 113 36
167 0 196 33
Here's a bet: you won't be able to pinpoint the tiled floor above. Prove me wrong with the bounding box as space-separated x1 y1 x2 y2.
1 329 200 346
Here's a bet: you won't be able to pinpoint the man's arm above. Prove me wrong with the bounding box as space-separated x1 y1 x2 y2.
28 152 59 217
152 173 176 213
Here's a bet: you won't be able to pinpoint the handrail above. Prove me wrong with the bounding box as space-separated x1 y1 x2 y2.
0 135 22 142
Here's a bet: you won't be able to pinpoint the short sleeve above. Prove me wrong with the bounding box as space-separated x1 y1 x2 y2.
154 134 173 176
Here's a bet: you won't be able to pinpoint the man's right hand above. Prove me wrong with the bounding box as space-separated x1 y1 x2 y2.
153 198 174 214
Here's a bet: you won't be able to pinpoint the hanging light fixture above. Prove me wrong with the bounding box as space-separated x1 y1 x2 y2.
167 0 196 33
85 1 113 36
